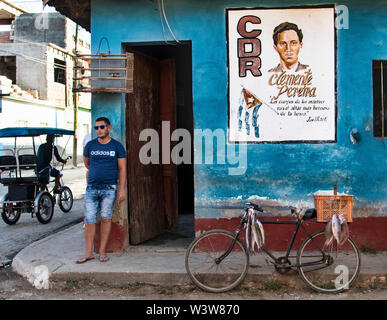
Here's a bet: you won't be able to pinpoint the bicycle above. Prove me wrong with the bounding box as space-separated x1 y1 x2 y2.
185 202 361 294
38 156 74 216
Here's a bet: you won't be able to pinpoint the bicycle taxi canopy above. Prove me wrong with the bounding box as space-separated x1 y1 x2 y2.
0 127 74 181
0 127 74 138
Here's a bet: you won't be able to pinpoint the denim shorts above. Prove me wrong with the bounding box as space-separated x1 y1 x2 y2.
84 185 117 224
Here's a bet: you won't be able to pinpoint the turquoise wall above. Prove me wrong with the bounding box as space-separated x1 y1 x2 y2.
90 0 387 217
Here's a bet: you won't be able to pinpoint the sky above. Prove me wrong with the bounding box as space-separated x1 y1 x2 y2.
7 0 57 13
4 0 90 37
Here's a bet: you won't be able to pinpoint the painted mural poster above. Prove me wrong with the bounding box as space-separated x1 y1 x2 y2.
227 6 336 142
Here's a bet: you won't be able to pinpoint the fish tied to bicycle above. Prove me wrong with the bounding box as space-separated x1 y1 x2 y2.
245 208 265 255
324 213 349 247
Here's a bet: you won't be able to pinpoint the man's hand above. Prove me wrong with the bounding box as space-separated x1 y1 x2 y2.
117 189 126 203
117 157 127 204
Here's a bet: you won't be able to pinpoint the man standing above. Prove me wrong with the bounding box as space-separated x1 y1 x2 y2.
77 117 126 263
37 134 67 192
268 22 309 72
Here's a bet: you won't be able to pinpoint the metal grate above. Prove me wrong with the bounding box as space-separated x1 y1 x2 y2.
73 52 133 93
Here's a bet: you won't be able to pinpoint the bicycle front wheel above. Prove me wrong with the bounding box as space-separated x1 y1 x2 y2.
185 229 249 293
59 186 73 213
297 230 361 293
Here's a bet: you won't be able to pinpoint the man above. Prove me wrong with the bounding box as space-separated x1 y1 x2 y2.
268 22 309 72
37 134 67 192
77 117 126 263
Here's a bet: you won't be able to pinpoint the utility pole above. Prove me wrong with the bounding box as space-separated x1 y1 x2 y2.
72 23 79 167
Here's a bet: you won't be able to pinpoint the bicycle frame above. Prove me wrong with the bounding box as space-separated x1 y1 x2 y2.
218 210 328 269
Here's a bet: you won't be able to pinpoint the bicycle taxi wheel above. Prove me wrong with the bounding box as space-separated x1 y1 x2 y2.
36 192 54 224
297 230 361 293
1 195 21 225
185 230 249 293
58 186 73 213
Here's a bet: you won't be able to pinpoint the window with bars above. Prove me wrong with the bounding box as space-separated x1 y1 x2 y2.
373 60 387 137
54 58 66 85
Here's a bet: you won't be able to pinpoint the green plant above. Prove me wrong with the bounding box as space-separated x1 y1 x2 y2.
360 245 379 255
66 277 79 289
158 287 172 295
121 282 141 291
263 279 283 291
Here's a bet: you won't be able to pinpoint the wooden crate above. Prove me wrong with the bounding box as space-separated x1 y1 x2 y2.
314 194 353 222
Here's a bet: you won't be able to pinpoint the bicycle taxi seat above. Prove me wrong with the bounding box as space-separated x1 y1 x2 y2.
0 154 43 184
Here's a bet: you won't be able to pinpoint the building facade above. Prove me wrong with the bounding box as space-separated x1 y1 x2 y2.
0 2 91 158
46 0 387 250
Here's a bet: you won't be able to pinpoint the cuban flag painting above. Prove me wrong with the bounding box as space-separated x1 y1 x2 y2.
237 88 262 138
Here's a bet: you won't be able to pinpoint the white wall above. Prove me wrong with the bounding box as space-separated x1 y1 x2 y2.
0 95 91 160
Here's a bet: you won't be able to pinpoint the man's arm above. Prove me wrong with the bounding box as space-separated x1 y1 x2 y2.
84 157 89 184
54 146 66 163
83 157 90 169
117 158 127 203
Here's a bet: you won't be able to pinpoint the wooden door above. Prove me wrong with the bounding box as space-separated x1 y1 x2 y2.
126 52 166 244
159 59 178 230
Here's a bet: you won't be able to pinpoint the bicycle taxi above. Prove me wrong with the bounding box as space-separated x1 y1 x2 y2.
0 127 74 225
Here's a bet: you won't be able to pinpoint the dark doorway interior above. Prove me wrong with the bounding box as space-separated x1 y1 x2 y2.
0 56 16 83
124 41 194 239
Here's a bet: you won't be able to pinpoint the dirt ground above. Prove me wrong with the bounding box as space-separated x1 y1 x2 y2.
1 270 387 301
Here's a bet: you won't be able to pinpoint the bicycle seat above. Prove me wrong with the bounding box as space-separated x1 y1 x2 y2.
245 202 263 212
291 208 317 220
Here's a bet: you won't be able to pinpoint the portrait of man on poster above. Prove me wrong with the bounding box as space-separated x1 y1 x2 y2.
268 22 309 73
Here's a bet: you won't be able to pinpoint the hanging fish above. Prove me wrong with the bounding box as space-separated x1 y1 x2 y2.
331 214 342 258
256 219 265 248
251 212 265 254
245 209 265 255
250 222 259 255
251 221 263 253
338 214 349 245
245 209 253 254
331 214 341 244
249 214 257 255
324 219 334 247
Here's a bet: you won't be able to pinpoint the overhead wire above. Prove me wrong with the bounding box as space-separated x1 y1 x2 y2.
157 0 180 44
157 0 172 45
0 34 87 71
0 47 67 71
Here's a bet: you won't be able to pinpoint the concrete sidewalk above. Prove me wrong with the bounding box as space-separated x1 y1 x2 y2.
12 203 387 292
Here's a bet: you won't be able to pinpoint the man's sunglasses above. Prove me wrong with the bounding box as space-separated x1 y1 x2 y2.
94 125 108 130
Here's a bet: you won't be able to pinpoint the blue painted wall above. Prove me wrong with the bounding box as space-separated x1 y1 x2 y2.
90 0 387 217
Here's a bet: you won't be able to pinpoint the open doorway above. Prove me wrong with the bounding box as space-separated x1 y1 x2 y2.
124 41 194 244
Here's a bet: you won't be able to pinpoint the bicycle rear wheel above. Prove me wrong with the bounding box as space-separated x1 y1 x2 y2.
185 229 249 293
297 230 361 293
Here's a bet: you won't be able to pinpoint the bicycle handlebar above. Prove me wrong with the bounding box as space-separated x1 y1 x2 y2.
60 156 72 170
245 202 263 212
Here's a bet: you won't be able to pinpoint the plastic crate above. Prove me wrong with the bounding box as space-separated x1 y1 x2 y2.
314 194 353 223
